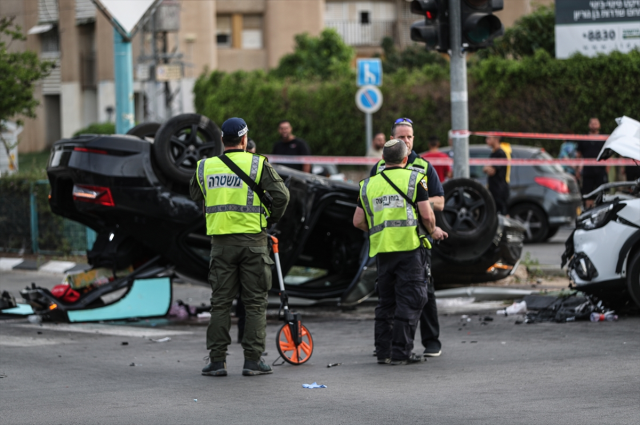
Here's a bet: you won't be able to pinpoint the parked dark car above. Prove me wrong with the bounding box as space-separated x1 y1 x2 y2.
21 115 525 320
440 145 582 243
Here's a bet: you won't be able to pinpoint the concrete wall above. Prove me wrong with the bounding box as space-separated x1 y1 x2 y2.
179 0 217 79
217 49 268 72
265 0 324 68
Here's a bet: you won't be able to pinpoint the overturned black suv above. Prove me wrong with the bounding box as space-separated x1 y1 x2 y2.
23 114 525 319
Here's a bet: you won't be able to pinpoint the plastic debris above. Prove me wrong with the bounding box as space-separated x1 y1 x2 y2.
194 399 197 402
327 363 342 368
590 312 618 322
497 301 527 316
302 382 327 389
149 337 171 343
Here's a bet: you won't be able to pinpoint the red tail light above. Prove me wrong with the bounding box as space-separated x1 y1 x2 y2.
535 177 569 194
72 185 115 207
73 147 108 155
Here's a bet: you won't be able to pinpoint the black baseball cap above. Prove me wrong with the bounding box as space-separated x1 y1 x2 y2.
221 117 248 138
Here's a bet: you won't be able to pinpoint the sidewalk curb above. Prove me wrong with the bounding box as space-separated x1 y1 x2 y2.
0 257 88 275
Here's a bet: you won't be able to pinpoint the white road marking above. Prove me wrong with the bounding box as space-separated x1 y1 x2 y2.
16 323 192 337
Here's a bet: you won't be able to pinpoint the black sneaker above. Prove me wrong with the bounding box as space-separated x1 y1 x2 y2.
242 359 273 376
390 354 425 365
202 361 227 376
377 358 391 365
423 341 442 358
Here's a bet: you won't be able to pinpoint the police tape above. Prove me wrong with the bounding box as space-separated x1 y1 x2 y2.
265 155 639 167
471 131 609 141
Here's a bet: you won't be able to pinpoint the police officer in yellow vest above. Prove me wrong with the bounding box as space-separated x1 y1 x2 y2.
354 139 448 365
189 117 290 377
370 118 446 358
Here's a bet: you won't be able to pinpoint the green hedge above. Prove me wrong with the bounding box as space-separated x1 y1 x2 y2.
194 50 640 156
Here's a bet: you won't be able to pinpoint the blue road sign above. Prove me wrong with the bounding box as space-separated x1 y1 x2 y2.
357 59 382 87
355 85 383 114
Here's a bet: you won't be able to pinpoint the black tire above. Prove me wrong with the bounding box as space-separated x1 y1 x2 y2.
434 178 498 262
509 203 549 243
544 226 560 241
627 249 640 308
436 178 497 242
126 122 161 140
153 114 222 184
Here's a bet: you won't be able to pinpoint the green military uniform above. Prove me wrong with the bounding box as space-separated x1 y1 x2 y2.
189 149 289 363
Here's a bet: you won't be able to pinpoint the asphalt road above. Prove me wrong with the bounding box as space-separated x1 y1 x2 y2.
522 226 573 267
2 303 639 424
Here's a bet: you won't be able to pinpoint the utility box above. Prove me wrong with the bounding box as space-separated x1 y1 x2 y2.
144 0 181 32
0 121 22 176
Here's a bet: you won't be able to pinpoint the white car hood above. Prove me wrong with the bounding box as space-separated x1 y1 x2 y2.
597 116 640 161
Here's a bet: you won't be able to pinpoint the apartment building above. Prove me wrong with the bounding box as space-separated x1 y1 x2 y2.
2 0 549 153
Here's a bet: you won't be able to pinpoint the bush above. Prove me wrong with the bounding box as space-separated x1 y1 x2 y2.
73 122 115 137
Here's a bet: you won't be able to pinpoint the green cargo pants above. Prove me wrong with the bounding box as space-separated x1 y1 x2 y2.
207 245 273 362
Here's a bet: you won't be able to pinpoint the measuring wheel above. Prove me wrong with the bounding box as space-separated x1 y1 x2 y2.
276 322 313 365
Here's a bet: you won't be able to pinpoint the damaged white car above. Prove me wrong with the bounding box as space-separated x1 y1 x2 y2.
562 116 640 307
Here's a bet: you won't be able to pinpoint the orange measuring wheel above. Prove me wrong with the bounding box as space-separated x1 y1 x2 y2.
276 322 314 365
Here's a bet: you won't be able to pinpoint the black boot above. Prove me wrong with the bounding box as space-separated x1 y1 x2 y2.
202 361 227 376
242 359 273 376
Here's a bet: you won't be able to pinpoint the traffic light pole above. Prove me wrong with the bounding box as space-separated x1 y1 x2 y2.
449 0 470 178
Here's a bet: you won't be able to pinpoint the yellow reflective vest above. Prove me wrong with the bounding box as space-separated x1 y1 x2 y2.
196 152 267 235
359 168 431 257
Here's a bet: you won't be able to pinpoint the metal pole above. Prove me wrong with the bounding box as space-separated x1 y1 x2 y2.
449 0 470 178
365 112 372 155
113 29 135 134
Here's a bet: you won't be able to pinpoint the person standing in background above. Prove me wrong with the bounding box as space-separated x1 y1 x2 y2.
483 135 510 216
423 136 452 183
577 117 608 210
272 120 311 173
367 132 386 158
246 138 256 153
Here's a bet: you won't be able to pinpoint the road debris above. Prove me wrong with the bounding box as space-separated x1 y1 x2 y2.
129 363 135 366
327 363 342 368
302 382 327 389
149 337 171 343
497 301 527 316
121 342 128 345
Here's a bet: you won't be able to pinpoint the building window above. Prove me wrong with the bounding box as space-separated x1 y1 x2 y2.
359 11 370 25
216 15 232 48
242 15 263 49
41 27 60 53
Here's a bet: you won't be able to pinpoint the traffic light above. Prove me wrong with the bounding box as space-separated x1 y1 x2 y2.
460 0 504 50
409 0 449 53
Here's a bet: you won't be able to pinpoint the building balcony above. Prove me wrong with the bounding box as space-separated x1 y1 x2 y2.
325 20 395 47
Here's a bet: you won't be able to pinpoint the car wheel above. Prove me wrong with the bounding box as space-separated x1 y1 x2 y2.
153 114 222 184
509 203 549 243
434 178 498 262
436 178 497 242
627 249 640 308
126 122 161 140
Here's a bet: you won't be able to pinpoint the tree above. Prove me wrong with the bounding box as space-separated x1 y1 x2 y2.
272 28 354 80
0 17 54 167
377 37 447 73
477 5 555 60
